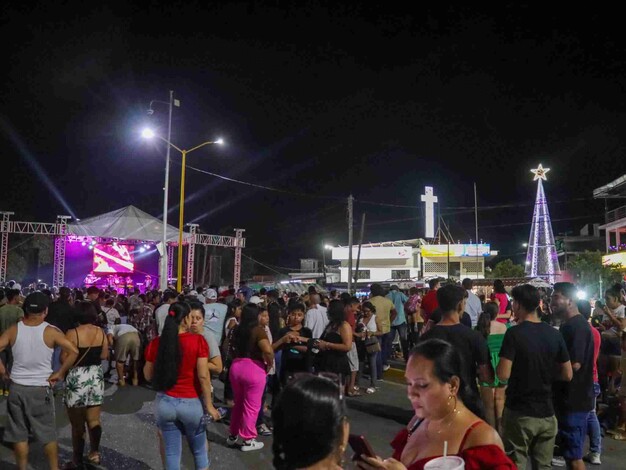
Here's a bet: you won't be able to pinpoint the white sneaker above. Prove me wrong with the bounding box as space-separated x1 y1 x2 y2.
226 435 241 447
584 452 601 465
383 365 391 371
241 438 264 452
366 387 376 394
551 456 566 467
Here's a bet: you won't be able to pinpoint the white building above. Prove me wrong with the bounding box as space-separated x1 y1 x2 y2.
330 240 497 284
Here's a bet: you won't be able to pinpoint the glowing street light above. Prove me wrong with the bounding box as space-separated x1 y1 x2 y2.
141 128 155 139
141 129 224 291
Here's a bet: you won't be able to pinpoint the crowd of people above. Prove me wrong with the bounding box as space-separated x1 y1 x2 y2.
0 277 625 469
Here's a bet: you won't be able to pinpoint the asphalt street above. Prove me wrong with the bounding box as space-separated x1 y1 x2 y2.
1 374 625 469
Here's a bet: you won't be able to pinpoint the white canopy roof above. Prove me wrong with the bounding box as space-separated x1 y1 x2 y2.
69 205 183 242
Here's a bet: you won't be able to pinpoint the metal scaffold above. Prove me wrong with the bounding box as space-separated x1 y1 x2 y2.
0 211 246 289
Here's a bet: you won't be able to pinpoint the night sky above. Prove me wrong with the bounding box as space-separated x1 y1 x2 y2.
2 2 625 272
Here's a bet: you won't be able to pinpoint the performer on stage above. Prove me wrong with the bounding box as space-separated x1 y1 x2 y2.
144 275 153 291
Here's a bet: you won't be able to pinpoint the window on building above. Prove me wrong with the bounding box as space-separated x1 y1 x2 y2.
355 270 370 279
462 261 482 274
391 269 410 279
424 262 447 273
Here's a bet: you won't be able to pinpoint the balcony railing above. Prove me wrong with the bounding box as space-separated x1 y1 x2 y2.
606 205 626 223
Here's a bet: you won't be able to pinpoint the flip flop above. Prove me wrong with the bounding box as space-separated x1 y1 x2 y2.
613 432 626 441
87 452 101 465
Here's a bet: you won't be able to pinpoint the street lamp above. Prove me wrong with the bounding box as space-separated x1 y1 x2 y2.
142 129 223 291
146 91 177 291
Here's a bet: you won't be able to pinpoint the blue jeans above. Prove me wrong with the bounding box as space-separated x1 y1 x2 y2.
156 394 208 470
391 322 408 360
376 333 393 378
587 382 602 454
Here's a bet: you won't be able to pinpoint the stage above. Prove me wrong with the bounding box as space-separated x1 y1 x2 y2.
65 238 160 293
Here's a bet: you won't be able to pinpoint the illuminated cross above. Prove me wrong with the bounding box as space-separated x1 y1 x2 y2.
421 186 438 238
531 163 550 181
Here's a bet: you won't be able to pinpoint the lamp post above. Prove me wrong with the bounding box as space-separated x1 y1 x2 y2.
142 129 223 291
148 91 177 290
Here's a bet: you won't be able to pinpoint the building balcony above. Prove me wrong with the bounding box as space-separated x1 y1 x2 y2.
606 205 626 224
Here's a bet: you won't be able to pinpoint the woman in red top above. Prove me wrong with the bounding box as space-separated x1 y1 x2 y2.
492 280 512 324
144 302 221 470
357 339 515 470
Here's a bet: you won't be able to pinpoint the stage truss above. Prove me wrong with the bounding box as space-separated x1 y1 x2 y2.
0 212 246 290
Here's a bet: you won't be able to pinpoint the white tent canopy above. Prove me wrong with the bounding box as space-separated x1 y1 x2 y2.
68 205 183 242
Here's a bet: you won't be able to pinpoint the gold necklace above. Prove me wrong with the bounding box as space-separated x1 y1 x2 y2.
426 407 461 437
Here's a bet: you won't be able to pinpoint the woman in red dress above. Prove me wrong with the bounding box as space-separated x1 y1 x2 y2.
357 339 515 470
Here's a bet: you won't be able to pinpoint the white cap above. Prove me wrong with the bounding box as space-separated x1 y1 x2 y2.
206 289 218 300
249 295 263 305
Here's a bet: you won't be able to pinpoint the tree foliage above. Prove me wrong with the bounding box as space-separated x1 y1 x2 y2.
486 259 526 278
567 250 623 295
6 235 54 282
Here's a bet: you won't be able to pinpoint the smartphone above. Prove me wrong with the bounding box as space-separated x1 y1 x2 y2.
349 434 376 461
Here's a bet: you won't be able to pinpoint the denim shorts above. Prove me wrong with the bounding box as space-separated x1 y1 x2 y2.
557 411 589 461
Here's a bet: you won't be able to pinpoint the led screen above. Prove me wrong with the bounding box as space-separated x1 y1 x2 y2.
93 244 135 273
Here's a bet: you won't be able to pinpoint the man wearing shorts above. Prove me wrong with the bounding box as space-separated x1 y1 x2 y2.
0 291 79 470
107 323 141 386
550 283 594 470
344 296 361 396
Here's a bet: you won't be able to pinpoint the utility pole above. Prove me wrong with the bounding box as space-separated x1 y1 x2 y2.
474 182 479 278
354 213 366 286
347 195 354 294
160 90 174 291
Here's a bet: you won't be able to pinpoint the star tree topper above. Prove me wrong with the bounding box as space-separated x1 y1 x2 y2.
531 163 550 181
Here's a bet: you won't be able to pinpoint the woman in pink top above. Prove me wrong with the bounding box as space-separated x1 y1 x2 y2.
492 280 511 324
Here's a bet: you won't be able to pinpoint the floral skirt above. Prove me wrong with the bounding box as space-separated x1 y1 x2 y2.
64 365 104 408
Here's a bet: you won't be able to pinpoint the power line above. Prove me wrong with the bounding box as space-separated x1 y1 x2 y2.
180 160 598 211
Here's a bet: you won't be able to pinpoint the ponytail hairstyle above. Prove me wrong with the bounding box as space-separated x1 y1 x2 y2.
409 339 485 420
272 374 346 469
153 301 191 391
476 301 499 338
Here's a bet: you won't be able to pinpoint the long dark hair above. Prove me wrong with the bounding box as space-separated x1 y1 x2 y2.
153 302 191 391
476 302 499 338
493 279 506 294
233 303 260 356
222 299 242 330
272 374 346 469
326 299 345 329
409 339 484 420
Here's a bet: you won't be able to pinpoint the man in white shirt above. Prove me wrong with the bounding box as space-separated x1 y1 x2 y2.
107 323 141 386
203 289 228 343
0 292 78 469
462 278 482 328
305 294 328 338
155 291 177 335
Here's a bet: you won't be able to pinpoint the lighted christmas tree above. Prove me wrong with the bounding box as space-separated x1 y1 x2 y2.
525 164 561 283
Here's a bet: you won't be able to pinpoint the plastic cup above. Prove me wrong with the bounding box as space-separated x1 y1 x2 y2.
423 456 465 470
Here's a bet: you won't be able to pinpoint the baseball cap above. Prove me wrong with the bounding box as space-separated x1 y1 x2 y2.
249 295 263 305
189 290 198 297
24 292 50 313
206 289 218 300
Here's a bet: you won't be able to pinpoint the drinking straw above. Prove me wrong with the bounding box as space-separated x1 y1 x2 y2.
443 440 448 461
